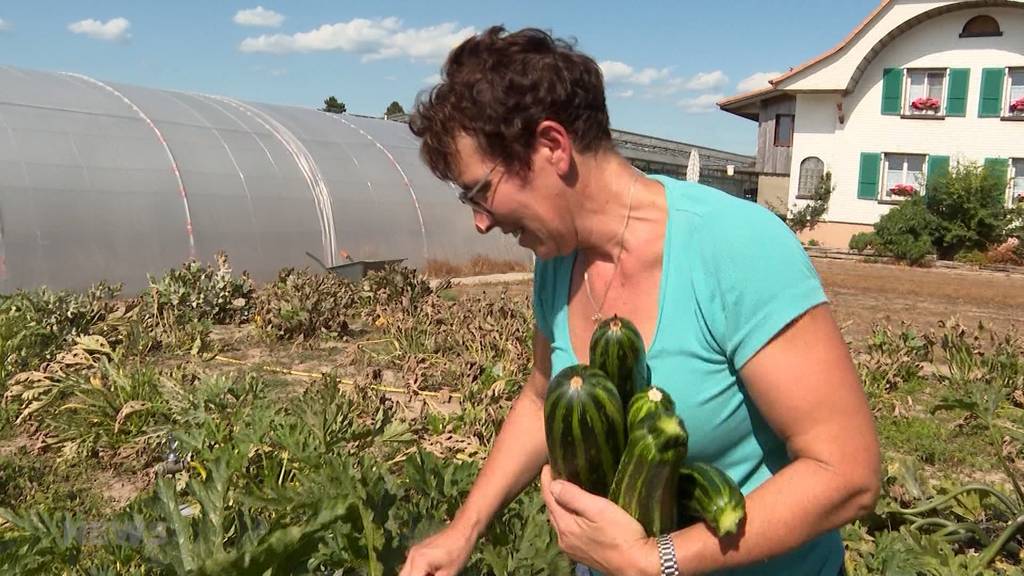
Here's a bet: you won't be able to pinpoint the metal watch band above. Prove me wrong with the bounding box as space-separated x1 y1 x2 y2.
656 534 680 576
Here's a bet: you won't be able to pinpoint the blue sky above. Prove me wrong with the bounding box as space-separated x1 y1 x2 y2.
0 1 880 155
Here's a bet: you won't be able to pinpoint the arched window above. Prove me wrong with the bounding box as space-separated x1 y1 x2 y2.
797 157 825 198
960 15 1002 38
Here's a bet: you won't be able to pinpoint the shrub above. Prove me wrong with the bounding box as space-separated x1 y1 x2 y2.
953 250 987 265
924 161 1009 260
254 268 356 341
145 252 254 326
0 283 123 391
786 172 833 233
1005 202 1024 262
871 196 940 265
849 231 877 253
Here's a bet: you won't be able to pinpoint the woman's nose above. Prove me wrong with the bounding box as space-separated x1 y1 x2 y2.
474 209 495 234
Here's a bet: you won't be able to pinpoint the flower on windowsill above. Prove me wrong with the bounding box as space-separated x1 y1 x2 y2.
889 183 917 197
1010 97 1024 113
910 97 941 112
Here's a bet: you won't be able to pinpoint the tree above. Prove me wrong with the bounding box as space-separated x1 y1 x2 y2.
385 101 405 118
322 96 346 114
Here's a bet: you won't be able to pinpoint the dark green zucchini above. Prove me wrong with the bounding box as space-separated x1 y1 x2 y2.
589 315 650 404
609 413 688 536
677 462 746 537
545 364 627 497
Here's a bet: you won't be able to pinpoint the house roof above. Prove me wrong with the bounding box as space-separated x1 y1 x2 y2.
768 0 894 88
717 85 777 109
718 0 892 114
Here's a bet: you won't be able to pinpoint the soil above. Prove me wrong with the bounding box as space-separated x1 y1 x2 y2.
452 257 1024 344
815 258 1024 344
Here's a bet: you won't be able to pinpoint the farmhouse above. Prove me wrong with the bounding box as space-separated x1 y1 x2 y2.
719 0 1024 248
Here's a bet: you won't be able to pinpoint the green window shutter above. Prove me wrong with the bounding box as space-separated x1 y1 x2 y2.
946 69 969 116
984 157 1009 186
926 155 950 191
979 68 1006 117
881 68 904 115
858 152 882 200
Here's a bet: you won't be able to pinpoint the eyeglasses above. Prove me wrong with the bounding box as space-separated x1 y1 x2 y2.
456 164 499 215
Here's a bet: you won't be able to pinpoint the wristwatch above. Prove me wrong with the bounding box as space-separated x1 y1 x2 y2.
656 534 680 576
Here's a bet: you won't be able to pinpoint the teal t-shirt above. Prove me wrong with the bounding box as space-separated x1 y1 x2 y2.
533 175 843 576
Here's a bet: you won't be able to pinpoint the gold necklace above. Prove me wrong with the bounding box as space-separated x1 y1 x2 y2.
583 170 639 324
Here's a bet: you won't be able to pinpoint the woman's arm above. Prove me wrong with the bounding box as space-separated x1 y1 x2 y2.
648 303 881 574
451 327 554 539
400 328 553 576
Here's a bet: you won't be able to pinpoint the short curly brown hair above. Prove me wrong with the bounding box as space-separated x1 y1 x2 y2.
409 26 612 183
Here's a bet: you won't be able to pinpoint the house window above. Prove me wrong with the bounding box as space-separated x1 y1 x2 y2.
883 153 926 200
774 114 794 147
905 70 946 115
1012 158 1024 204
960 15 1002 38
1007 68 1024 117
797 157 824 199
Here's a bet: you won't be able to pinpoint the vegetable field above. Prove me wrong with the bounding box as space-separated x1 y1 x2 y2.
2 254 1024 575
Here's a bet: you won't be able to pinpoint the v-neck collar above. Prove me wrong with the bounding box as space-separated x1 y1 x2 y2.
560 174 673 366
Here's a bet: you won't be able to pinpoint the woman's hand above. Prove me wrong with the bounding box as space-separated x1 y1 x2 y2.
398 521 476 576
540 465 658 576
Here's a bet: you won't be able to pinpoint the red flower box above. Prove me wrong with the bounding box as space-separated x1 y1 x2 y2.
910 97 941 112
889 183 917 197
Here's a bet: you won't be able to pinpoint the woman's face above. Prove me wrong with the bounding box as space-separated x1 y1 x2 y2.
452 133 572 260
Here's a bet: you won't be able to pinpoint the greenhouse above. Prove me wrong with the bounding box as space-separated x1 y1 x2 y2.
0 65 529 292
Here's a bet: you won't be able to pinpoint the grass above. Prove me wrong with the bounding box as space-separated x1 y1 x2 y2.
0 448 108 515
879 414 993 471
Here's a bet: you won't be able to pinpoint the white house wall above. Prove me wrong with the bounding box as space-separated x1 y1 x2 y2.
788 5 1024 225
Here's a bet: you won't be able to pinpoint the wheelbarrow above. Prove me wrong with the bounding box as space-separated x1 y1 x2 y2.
305 251 406 282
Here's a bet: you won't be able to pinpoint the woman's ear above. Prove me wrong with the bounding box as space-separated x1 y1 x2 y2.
535 120 573 176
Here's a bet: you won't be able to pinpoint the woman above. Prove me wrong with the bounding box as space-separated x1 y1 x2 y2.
399 26 880 576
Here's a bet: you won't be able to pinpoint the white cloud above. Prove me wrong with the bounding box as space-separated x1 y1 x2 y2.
654 71 729 95
423 73 442 85
737 71 782 92
234 6 284 28
598 60 670 86
599 61 633 83
677 93 726 113
632 67 671 85
683 70 729 91
68 17 131 41
239 17 475 63
367 23 473 62
0 18 10 31
601 61 729 101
